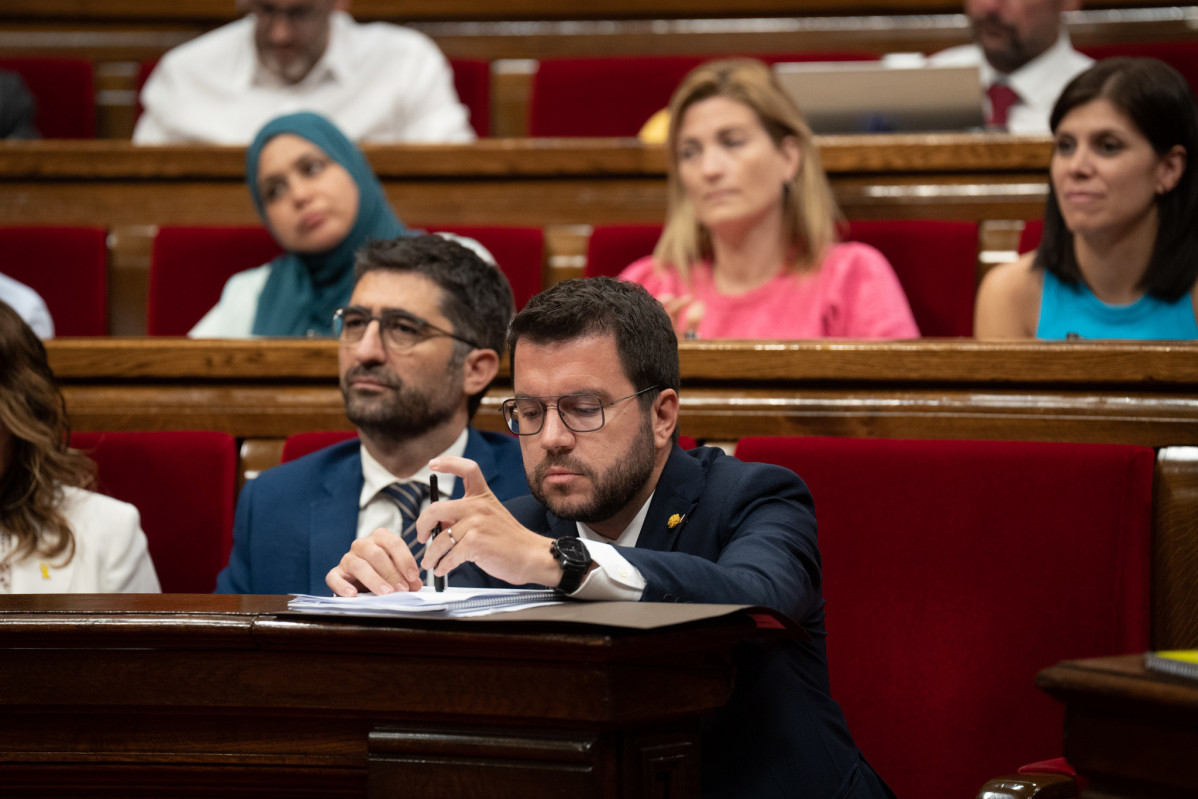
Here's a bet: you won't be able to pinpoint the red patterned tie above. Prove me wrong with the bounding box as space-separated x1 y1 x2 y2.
986 83 1021 131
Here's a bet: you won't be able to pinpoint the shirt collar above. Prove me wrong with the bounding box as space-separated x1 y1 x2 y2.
358 426 470 509
991 29 1075 110
576 491 655 547
247 9 350 90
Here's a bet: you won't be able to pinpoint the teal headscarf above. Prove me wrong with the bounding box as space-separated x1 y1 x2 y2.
246 112 407 337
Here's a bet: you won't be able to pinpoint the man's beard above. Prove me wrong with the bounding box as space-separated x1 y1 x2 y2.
342 363 462 444
528 413 656 525
972 15 1033 74
259 47 321 84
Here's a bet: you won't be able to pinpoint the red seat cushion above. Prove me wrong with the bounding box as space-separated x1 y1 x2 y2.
430 225 544 311
0 57 96 138
1019 219 1044 255
1080 40 1198 94
149 226 282 336
281 431 359 463
733 436 1153 799
843 219 979 337
71 431 238 593
530 53 876 138
449 58 491 138
0 226 108 336
585 224 663 279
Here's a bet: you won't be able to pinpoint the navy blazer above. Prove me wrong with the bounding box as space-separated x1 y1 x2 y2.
214 428 527 595
502 446 894 799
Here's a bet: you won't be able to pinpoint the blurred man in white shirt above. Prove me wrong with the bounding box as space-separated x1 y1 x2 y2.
134 0 475 144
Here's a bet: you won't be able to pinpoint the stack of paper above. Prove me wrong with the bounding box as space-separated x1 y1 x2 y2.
288 587 562 619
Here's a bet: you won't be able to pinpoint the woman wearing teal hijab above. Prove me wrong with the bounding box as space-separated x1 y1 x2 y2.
190 112 408 337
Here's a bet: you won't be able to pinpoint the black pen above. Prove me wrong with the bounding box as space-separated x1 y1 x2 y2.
429 474 446 592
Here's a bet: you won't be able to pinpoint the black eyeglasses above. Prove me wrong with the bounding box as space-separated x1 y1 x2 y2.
502 386 660 436
332 307 480 351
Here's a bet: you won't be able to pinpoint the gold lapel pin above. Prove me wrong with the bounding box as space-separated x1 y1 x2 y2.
668 513 684 529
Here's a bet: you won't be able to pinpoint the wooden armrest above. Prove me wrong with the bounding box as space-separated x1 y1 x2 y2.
976 772 1077 799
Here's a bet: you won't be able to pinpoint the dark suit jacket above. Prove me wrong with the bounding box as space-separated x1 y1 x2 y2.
215 428 528 595
0 71 38 139
499 446 894 799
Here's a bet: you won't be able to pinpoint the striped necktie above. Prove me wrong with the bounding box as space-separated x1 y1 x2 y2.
380 481 431 561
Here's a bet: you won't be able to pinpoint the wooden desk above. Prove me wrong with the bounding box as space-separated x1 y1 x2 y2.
0 136 1051 227
1035 655 1198 798
0 594 760 798
45 338 1198 447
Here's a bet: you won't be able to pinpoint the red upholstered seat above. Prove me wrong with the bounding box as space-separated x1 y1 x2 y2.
733 436 1153 799
529 53 875 138
843 219 978 337
148 226 282 335
0 226 108 336
585 224 663 279
449 58 491 138
71 431 238 593
1019 219 1044 255
1080 40 1198 94
430 225 544 311
0 57 96 138
281 431 359 463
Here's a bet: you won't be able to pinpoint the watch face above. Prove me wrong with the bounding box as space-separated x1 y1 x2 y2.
555 536 588 566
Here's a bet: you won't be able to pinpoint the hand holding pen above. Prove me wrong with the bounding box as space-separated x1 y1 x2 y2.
429 474 446 592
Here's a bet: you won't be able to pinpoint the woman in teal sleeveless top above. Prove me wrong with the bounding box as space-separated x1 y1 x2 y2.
976 58 1198 339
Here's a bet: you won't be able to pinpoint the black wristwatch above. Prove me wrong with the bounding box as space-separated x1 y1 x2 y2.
550 537 591 594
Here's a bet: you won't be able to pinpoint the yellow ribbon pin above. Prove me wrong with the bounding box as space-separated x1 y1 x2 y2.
668 513 684 529
40 562 50 579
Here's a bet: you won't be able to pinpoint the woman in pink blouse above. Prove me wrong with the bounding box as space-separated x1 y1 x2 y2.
620 59 919 339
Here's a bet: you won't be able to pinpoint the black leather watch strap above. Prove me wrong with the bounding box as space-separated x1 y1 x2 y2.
550 536 591 594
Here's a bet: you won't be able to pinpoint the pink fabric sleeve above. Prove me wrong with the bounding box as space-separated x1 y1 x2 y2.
617 256 687 300
824 243 921 338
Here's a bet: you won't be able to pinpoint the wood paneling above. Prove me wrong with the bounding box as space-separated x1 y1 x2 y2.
0 137 1049 228
0 594 751 798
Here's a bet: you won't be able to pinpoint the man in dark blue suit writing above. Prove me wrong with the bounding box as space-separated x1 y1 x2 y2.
216 235 527 595
327 276 893 799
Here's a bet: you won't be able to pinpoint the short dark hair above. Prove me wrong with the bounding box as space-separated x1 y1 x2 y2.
507 277 680 440
354 234 514 417
1037 57 1198 301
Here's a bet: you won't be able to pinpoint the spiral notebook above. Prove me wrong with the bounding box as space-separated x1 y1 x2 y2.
1144 649 1198 682
288 587 562 619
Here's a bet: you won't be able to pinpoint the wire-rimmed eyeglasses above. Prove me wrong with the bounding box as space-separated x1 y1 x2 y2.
332 307 480 351
501 386 660 436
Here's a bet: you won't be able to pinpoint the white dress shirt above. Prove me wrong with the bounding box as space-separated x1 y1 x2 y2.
928 31 1093 134
356 428 468 541
134 11 475 144
569 494 652 601
0 272 54 338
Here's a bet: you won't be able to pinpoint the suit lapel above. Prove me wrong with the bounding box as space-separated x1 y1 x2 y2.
460 427 492 500
307 447 365 594
636 446 705 552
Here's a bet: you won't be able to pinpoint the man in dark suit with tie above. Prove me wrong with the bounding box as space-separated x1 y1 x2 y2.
327 277 894 799
216 234 527 595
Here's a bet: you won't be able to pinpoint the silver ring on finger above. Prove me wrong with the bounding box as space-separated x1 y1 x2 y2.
446 528 457 546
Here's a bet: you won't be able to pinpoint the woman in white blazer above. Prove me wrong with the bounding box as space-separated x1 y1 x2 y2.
0 301 159 593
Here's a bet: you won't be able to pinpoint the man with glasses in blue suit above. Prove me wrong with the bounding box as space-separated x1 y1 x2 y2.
215 234 527 594
327 276 895 799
